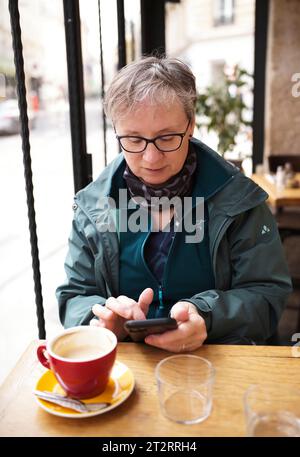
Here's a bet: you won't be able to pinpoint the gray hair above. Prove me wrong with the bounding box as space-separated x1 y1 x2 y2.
104 56 197 123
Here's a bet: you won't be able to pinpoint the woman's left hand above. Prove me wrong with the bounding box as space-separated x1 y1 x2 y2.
144 301 207 352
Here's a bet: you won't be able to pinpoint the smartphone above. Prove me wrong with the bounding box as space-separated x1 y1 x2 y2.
124 317 178 342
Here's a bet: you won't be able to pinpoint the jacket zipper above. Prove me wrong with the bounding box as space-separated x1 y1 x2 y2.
150 199 201 312
158 284 164 311
141 225 166 313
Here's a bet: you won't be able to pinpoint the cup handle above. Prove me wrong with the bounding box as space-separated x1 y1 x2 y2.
37 344 51 369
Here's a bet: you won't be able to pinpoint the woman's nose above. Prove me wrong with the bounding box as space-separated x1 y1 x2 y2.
142 142 163 163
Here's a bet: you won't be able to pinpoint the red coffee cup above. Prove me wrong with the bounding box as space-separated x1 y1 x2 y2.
37 326 117 399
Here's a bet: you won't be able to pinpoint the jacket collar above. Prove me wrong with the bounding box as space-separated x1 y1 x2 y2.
190 138 268 216
75 138 268 221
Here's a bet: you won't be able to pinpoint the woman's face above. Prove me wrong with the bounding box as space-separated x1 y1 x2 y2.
114 100 195 185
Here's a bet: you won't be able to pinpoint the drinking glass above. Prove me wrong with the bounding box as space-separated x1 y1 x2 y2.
155 355 215 424
244 384 300 437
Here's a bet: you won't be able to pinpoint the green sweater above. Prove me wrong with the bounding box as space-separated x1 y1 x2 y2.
56 138 292 343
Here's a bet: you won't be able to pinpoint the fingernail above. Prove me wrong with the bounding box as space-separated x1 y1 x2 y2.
92 304 101 313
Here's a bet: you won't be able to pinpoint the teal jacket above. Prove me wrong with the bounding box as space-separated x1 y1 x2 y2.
56 138 292 343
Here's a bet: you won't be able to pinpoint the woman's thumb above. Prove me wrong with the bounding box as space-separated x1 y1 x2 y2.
138 288 154 314
170 301 190 322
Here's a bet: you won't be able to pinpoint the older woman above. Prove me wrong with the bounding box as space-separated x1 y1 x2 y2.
56 56 292 351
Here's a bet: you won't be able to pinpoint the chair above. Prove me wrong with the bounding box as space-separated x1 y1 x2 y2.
276 207 300 239
276 209 300 340
267 155 300 236
268 155 300 173
267 156 300 340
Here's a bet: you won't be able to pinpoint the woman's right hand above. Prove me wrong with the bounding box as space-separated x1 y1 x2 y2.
90 288 154 340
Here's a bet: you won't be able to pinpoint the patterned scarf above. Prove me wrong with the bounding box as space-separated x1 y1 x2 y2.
123 143 197 210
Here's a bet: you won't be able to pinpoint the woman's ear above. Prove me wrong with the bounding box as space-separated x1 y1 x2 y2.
189 117 196 137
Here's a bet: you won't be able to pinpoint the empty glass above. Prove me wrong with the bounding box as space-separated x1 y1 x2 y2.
244 384 300 437
155 355 215 424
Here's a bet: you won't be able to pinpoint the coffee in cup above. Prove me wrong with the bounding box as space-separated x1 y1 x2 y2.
37 326 117 399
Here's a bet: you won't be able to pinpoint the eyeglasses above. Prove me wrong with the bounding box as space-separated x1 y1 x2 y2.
115 120 190 153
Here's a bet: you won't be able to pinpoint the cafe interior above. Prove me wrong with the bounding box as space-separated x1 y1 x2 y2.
1 0 300 440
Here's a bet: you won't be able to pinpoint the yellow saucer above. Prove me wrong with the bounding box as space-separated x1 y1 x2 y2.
35 361 134 418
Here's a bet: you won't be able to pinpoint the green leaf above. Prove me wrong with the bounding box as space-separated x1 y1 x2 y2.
195 64 253 156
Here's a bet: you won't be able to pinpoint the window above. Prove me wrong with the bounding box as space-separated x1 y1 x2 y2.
210 60 226 85
214 0 235 26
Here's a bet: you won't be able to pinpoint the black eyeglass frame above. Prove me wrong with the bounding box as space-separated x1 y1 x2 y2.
115 120 191 153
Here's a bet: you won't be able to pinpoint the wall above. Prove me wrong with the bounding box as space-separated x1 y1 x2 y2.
165 0 254 88
264 0 300 157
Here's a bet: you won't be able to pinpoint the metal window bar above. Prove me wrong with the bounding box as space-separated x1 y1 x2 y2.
63 0 93 194
141 0 166 56
117 0 127 69
98 0 108 166
8 0 46 339
252 0 269 172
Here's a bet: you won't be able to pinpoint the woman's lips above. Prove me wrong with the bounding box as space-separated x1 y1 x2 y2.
144 167 166 173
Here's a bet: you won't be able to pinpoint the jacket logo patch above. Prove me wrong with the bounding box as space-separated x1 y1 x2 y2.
261 225 271 235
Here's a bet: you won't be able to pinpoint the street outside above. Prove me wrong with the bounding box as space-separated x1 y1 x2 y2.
0 98 118 385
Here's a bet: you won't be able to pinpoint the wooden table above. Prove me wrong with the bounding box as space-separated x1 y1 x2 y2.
0 342 299 437
251 173 300 210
